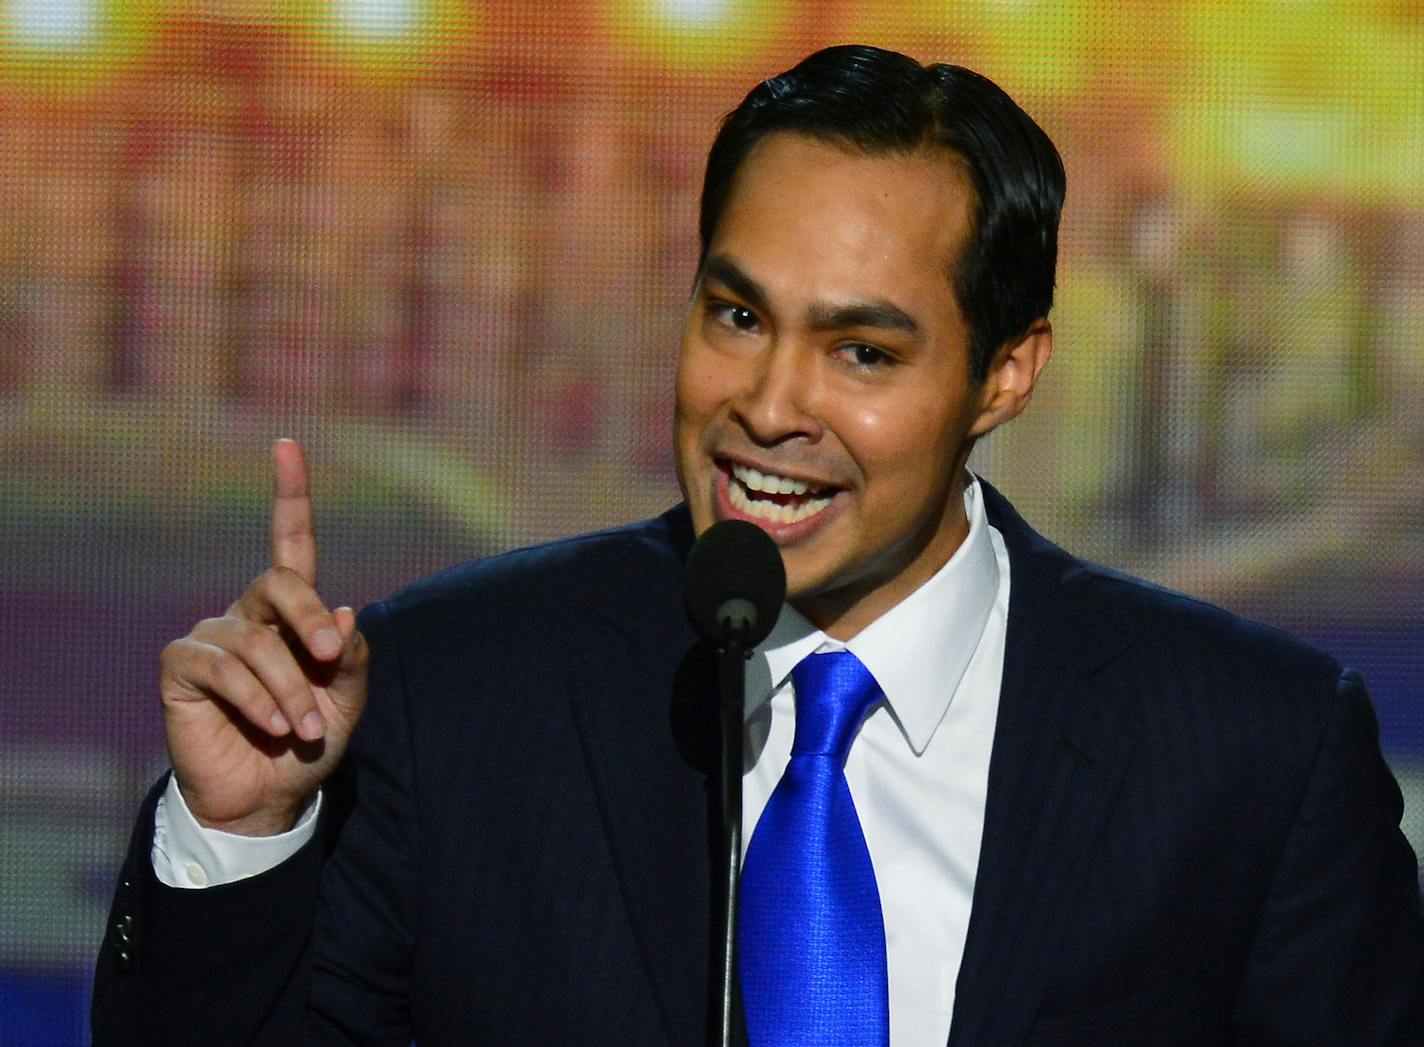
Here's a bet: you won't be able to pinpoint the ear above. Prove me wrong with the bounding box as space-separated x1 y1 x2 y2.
968 319 1053 438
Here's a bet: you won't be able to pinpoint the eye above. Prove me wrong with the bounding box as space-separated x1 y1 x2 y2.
833 343 895 369
709 301 759 333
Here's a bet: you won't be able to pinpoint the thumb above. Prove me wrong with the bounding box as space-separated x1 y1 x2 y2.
333 605 358 644
325 605 369 713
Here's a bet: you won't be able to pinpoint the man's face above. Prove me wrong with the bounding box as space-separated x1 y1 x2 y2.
675 133 1009 639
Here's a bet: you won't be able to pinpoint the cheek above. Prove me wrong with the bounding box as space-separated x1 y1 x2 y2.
836 398 934 465
673 363 719 469
674 344 733 429
837 394 966 491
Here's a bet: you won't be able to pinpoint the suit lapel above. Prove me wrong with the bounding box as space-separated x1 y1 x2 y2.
563 510 719 1045
948 486 1141 1046
554 496 1140 1045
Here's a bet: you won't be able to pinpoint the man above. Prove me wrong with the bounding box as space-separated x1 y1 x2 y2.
93 45 1422 1045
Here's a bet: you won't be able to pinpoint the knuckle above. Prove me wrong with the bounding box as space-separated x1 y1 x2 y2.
267 564 304 589
234 623 276 663
159 637 188 665
264 566 324 615
160 634 212 678
208 653 246 696
249 566 291 599
187 616 224 641
203 646 236 682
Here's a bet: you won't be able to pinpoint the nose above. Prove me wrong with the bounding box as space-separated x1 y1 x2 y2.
730 340 823 447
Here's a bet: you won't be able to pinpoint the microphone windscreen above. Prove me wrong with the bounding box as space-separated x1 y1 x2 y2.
683 519 787 647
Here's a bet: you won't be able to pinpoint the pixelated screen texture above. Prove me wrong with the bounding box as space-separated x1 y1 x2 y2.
0 3 1419 1042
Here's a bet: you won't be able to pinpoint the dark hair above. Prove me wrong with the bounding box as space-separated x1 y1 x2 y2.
698 45 1065 384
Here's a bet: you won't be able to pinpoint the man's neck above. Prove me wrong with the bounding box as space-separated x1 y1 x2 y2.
793 483 974 642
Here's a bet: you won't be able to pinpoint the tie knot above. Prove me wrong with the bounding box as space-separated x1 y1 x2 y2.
789 650 883 762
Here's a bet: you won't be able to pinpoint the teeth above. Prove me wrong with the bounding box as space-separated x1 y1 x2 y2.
729 471 834 524
731 463 812 496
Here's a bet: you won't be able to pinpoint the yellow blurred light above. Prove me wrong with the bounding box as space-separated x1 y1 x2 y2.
1168 0 1424 201
0 0 162 89
7 0 100 48
294 0 475 75
606 0 794 70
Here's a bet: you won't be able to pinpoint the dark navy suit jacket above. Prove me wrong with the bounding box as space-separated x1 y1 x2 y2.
93 484 1424 1045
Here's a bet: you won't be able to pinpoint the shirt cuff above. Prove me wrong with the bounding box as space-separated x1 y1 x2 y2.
150 773 321 889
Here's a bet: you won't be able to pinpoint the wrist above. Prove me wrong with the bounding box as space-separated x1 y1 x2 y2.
192 805 305 837
175 779 309 838
156 777 322 888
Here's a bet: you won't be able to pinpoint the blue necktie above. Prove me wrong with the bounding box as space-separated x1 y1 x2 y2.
739 649 890 1046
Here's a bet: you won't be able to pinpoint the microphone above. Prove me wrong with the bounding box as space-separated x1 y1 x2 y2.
684 519 786 650
683 519 786 1047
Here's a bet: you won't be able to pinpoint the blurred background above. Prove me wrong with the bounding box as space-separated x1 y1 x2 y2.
1 1 1420 1042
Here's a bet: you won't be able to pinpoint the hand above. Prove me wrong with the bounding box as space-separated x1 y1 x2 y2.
159 439 369 836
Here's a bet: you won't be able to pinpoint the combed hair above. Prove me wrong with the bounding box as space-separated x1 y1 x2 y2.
698 45 1066 383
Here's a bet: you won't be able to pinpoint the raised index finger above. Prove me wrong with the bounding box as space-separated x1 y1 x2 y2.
271 438 318 585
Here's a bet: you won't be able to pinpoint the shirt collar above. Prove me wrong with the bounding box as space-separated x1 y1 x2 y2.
746 475 1000 756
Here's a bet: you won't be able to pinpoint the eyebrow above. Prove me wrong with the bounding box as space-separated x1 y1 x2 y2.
698 253 923 339
805 300 921 337
698 255 772 316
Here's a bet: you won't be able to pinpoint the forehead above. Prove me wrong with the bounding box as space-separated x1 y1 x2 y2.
708 133 975 308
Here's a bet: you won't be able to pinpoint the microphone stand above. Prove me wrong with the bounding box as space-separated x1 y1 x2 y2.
716 618 751 1047
682 521 782 1047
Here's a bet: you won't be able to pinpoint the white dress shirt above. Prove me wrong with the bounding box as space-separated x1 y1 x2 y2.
741 477 1009 1045
155 477 1010 1046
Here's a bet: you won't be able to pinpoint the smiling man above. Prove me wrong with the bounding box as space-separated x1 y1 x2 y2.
675 130 1048 639
94 46 1421 1046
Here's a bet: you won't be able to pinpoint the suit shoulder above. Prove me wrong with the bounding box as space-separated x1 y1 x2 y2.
366 510 686 629
983 478 1339 683
1028 556 1356 778
1073 559 1340 680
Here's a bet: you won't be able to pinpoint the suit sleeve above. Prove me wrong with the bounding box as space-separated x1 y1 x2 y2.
1231 668 1424 1044
89 773 328 1045
91 600 420 1046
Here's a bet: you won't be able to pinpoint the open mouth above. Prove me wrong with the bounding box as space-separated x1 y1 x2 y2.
725 461 837 525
